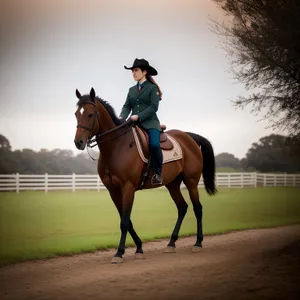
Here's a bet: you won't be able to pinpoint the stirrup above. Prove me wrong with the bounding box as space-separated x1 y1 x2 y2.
151 174 162 185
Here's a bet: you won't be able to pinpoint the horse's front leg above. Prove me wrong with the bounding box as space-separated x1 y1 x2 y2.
109 189 143 258
112 183 135 264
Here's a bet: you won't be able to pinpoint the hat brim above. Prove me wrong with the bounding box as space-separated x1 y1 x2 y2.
124 65 158 76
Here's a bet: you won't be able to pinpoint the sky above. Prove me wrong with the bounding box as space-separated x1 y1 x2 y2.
0 0 284 159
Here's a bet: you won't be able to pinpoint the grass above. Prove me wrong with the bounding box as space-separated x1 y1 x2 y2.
0 188 300 266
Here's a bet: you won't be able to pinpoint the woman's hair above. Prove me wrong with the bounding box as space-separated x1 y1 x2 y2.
146 74 163 100
140 68 162 99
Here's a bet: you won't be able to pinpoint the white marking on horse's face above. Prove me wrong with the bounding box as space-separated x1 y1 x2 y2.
80 107 84 114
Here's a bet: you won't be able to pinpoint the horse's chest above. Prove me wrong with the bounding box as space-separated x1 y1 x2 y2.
98 162 120 189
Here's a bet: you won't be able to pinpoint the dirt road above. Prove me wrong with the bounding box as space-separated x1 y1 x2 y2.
1 225 300 300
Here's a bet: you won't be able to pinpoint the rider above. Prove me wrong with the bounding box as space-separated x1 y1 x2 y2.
120 58 163 185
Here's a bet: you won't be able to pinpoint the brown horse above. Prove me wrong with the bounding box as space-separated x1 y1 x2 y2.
74 88 217 263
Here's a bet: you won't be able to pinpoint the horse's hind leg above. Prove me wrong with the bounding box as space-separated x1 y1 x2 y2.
184 177 203 250
165 175 188 252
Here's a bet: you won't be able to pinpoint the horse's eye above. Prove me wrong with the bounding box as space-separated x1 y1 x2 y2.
88 113 94 118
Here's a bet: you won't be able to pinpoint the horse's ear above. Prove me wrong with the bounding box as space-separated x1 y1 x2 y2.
76 89 81 99
90 87 95 101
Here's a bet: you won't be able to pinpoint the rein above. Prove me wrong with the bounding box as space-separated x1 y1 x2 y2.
87 120 134 148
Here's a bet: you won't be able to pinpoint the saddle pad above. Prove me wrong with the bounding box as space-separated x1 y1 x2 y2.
132 128 183 164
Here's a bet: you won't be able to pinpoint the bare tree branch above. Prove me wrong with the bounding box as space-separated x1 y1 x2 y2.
211 0 300 136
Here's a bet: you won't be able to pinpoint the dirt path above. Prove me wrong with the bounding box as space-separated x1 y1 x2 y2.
1 225 300 300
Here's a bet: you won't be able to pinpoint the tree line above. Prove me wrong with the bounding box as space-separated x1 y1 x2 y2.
216 134 300 173
0 133 299 174
0 135 98 174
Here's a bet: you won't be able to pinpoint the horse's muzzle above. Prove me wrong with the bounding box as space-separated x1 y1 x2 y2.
74 139 86 150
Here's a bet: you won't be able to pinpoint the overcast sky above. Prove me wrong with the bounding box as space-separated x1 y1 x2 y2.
0 0 284 159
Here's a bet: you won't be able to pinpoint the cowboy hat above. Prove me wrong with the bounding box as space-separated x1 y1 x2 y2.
124 58 158 76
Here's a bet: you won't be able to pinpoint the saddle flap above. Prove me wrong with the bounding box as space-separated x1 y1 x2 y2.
160 137 173 150
135 126 149 147
160 133 167 142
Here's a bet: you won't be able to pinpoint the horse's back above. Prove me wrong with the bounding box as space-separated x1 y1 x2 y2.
166 129 201 152
166 129 203 171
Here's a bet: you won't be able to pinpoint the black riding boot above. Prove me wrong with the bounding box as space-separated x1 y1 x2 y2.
150 146 163 185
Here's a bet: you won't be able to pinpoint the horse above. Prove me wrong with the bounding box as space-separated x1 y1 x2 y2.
74 87 217 263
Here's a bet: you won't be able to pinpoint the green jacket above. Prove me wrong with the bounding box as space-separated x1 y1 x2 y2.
120 81 161 131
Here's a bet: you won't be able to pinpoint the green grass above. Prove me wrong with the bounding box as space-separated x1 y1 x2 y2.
0 188 299 266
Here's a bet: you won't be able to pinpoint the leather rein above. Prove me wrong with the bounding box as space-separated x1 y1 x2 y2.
76 101 134 148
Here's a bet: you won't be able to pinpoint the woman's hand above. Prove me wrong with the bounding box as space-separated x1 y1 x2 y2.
131 115 139 121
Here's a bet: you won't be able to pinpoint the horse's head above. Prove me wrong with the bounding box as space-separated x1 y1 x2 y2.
74 88 100 150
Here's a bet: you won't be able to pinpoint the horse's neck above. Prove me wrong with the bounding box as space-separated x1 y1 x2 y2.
96 102 129 155
97 102 116 133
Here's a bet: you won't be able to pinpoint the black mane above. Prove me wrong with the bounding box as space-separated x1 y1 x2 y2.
77 95 124 126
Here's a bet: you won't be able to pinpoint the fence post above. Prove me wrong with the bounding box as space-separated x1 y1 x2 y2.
45 173 48 193
263 174 266 187
228 174 231 188
16 173 19 193
284 173 287 187
72 173 76 192
241 173 244 188
274 174 277 187
293 175 296 187
253 172 257 188
97 176 100 192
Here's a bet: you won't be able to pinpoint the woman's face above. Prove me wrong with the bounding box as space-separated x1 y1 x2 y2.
132 68 147 82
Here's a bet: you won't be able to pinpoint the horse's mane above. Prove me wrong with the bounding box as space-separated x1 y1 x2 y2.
77 95 124 126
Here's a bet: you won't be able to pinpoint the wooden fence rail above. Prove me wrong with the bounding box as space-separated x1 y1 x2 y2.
0 173 299 193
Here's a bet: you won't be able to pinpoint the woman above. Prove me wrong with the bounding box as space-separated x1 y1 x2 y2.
120 58 163 185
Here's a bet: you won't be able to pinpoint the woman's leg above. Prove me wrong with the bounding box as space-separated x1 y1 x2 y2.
147 128 163 184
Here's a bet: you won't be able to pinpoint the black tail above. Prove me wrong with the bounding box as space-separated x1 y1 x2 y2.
185 132 217 196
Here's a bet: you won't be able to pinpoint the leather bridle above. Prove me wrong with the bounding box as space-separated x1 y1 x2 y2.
76 101 133 148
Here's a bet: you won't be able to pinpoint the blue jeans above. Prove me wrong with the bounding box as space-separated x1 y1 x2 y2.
147 129 163 175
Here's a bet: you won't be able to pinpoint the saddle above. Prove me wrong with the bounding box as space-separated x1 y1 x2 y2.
135 124 173 151
132 124 183 190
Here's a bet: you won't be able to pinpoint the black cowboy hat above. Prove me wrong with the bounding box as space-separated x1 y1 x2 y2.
124 58 158 76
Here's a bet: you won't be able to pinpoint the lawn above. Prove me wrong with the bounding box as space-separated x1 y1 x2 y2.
0 187 299 266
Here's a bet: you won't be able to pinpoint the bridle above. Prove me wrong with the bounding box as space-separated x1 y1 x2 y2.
76 101 134 149
76 101 100 132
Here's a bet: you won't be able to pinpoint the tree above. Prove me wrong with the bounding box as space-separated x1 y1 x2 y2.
215 152 241 169
212 0 300 136
243 134 300 172
0 134 11 151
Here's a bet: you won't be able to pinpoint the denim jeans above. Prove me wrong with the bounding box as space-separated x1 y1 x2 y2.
146 128 163 175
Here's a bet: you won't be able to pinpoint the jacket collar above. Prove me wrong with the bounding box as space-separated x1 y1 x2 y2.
137 80 150 97
137 80 148 89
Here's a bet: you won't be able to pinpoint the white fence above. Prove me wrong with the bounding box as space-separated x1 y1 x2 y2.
0 173 299 193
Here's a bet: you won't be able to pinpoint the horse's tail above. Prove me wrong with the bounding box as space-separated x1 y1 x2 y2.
185 132 217 196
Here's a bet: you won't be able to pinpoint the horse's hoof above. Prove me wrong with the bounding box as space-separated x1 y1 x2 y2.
135 253 145 260
164 246 176 253
192 246 203 253
111 256 123 264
